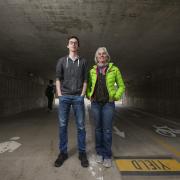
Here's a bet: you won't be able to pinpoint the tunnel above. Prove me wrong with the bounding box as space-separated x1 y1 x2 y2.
0 1 180 180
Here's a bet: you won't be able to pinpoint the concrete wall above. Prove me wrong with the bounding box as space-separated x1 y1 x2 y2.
0 59 47 117
125 63 180 119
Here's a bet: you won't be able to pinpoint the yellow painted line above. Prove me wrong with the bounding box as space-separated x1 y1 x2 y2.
152 137 180 157
115 159 180 172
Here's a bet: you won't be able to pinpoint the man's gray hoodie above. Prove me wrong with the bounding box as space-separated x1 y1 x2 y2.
56 56 88 95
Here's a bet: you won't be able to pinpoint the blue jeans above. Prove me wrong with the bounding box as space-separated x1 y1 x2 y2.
91 101 115 159
58 95 86 153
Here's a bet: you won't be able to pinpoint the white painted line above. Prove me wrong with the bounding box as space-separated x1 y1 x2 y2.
88 155 104 180
96 177 103 180
10 137 20 140
92 171 96 176
113 126 125 138
132 113 140 118
85 100 104 180
129 108 180 126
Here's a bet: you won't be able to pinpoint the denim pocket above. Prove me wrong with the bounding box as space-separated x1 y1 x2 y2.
59 95 65 101
74 96 84 104
79 95 84 101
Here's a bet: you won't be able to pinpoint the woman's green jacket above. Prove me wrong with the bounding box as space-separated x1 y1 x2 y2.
86 63 125 101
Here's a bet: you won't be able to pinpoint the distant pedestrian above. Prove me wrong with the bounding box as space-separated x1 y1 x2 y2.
45 80 55 111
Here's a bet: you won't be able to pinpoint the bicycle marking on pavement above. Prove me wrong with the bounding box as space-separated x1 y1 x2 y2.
115 157 180 175
153 125 180 137
151 125 180 157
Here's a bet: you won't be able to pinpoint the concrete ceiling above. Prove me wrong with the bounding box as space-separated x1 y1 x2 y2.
0 0 180 80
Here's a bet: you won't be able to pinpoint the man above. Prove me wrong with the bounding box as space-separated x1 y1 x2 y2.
55 36 89 168
45 80 55 111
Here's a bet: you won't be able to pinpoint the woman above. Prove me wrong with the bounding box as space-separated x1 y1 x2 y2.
86 47 125 167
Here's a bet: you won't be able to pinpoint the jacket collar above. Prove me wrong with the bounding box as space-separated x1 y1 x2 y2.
93 62 113 71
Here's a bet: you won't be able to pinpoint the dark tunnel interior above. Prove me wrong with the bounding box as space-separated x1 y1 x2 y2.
0 0 179 120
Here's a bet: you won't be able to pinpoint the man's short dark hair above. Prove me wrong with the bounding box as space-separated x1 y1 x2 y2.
67 36 80 47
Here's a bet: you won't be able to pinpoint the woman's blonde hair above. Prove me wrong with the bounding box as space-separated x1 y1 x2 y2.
94 47 111 64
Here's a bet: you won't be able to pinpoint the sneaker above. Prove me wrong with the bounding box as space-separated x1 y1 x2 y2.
54 153 68 167
103 159 112 168
96 155 103 163
79 152 89 167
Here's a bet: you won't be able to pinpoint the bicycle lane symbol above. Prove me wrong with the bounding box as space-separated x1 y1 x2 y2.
152 125 180 138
